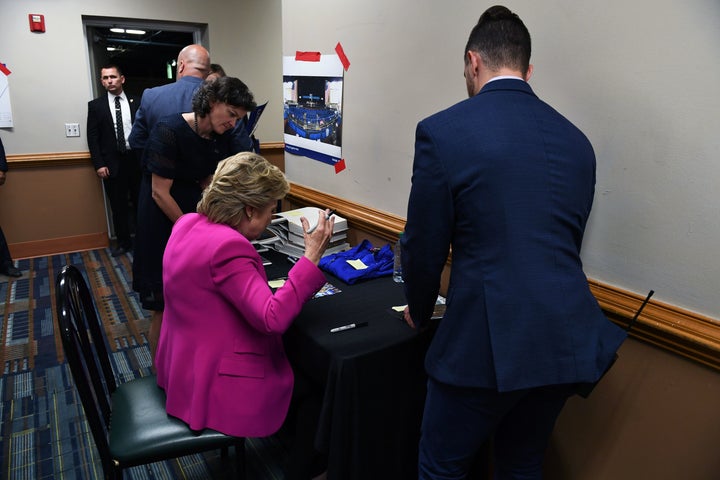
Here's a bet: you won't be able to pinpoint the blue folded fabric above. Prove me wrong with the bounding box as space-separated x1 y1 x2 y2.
319 239 394 284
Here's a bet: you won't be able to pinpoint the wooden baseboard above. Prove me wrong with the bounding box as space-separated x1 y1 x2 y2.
11 232 109 259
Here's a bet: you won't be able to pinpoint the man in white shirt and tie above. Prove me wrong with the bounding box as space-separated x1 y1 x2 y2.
87 64 139 256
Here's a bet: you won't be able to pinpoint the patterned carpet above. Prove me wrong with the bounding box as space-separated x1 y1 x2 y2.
0 248 289 479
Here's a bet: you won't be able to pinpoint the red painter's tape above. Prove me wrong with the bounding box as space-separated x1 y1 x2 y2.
335 43 350 71
295 51 321 62
334 158 347 174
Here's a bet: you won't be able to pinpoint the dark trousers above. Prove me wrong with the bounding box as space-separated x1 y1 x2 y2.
104 151 140 249
419 378 575 480
282 371 327 480
0 225 12 268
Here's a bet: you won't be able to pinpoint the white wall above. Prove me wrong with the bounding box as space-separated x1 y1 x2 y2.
0 0 282 154
282 0 720 321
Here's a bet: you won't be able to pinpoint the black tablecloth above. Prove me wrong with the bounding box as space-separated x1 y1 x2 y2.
265 250 435 480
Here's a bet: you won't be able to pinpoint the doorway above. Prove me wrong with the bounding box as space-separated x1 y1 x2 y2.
83 16 205 98
83 16 206 245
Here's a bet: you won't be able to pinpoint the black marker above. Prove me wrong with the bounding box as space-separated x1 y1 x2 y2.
306 209 336 234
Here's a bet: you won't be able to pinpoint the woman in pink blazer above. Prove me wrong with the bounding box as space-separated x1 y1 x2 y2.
155 152 335 443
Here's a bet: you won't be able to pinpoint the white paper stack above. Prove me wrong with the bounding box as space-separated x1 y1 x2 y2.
269 206 350 258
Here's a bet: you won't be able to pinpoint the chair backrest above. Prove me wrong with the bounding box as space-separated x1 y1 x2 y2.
55 265 119 468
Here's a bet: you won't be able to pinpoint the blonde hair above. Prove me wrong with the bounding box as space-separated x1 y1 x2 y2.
197 152 289 228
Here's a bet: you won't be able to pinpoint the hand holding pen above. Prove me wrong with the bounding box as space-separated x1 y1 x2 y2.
306 208 335 234
299 208 336 265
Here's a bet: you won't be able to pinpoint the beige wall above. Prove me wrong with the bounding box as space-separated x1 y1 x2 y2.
0 158 107 257
548 337 720 479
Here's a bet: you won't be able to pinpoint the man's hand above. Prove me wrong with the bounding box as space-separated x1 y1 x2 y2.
0 170 6 186
403 306 418 329
96 167 109 178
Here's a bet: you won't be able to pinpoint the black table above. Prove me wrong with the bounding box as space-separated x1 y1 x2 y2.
264 250 435 480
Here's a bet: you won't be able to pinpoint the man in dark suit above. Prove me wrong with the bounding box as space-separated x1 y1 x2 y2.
128 44 210 153
128 45 253 155
401 6 627 479
87 64 139 256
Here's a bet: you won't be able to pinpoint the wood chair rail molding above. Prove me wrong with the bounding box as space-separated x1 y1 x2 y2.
6 151 91 168
6 143 287 169
261 142 285 151
589 280 720 370
286 182 406 242
288 182 720 372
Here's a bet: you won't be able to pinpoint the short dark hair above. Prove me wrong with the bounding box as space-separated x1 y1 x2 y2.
209 63 226 77
100 64 123 76
464 5 531 77
192 76 256 116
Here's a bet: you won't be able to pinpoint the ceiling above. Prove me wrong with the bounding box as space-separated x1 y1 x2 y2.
90 26 195 82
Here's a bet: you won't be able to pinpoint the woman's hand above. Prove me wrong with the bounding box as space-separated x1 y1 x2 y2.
300 209 335 265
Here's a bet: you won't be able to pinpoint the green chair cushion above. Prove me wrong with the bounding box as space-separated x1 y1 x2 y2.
109 375 237 465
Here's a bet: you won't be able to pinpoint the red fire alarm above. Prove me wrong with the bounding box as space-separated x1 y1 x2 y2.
29 14 46 33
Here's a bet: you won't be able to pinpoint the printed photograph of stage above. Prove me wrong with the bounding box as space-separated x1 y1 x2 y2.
283 75 343 146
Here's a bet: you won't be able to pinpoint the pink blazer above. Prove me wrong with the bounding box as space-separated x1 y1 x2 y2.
155 213 327 437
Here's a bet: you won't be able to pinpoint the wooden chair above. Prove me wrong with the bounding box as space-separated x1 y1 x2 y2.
54 264 245 479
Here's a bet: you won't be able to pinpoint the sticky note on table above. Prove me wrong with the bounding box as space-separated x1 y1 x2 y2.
346 259 368 270
268 278 286 288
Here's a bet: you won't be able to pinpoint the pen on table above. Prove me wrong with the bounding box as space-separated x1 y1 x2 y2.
306 209 336 234
330 321 368 333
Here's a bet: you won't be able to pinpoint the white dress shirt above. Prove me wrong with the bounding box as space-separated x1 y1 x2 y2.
107 91 132 150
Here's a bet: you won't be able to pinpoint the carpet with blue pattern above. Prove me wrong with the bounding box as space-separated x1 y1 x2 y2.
1 248 289 479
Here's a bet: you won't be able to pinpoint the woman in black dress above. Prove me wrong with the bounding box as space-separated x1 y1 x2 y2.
132 77 256 357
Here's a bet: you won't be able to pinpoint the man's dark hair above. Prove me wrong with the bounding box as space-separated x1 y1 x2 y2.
192 76 256 115
210 63 226 77
101 64 123 76
464 5 531 77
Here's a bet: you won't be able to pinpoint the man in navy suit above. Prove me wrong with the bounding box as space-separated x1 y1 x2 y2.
129 46 254 156
128 44 211 153
401 6 627 479
87 64 139 256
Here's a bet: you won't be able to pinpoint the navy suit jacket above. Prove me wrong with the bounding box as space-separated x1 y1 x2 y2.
128 76 202 152
0 137 6 172
86 93 138 177
402 79 626 392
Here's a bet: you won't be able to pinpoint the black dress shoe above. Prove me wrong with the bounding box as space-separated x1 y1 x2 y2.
0 265 22 277
110 246 128 257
